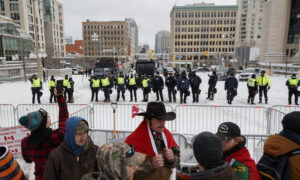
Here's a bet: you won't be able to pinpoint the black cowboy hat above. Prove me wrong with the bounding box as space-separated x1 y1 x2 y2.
137 102 176 121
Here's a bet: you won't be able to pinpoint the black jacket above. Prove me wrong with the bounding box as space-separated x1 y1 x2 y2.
152 75 164 91
190 75 202 88
208 74 218 87
165 76 177 89
190 163 237 180
225 77 238 90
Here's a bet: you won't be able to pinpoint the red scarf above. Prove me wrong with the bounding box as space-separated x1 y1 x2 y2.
125 121 178 157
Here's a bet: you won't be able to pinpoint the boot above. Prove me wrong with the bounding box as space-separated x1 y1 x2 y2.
259 98 262 104
247 99 250 104
265 99 268 104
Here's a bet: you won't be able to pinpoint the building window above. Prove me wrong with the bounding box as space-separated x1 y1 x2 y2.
0 0 5 11
11 13 20 20
27 6 32 14
10 3 19 11
28 15 33 23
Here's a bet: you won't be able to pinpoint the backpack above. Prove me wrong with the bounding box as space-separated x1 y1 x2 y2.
256 148 300 180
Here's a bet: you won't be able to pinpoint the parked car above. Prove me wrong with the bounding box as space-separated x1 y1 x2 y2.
192 67 210 72
72 68 79 75
239 68 260 81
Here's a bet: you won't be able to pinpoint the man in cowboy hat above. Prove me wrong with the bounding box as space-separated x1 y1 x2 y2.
125 102 180 180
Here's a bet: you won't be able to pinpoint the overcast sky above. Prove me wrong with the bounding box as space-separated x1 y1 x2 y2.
63 0 236 49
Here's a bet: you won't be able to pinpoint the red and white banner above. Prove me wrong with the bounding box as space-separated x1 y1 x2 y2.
0 126 30 158
132 106 140 118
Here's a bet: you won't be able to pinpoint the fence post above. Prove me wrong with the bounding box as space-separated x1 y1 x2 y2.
266 107 272 134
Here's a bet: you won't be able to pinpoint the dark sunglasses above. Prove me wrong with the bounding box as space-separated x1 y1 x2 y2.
39 108 48 116
126 144 135 158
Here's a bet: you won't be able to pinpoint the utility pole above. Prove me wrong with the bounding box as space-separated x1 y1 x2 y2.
32 0 42 79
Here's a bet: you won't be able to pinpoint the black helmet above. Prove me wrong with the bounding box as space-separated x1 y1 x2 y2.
292 73 297 78
251 74 256 78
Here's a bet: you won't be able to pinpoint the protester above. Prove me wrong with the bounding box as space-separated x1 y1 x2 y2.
43 118 98 180
190 131 237 180
81 142 146 180
125 102 180 180
20 88 68 180
216 122 260 179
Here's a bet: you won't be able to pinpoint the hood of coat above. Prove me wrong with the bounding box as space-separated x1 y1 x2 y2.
264 134 300 157
64 116 89 155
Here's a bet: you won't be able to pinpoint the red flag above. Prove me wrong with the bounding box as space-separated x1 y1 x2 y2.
132 106 139 118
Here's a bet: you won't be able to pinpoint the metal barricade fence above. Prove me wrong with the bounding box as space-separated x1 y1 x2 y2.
16 104 92 129
0 104 16 127
244 134 268 162
269 105 300 134
89 129 189 150
175 105 268 135
92 103 175 131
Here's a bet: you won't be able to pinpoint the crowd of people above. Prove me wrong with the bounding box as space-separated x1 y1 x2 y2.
17 89 300 179
30 69 300 105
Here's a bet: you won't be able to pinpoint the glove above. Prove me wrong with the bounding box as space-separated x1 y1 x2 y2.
268 86 270 90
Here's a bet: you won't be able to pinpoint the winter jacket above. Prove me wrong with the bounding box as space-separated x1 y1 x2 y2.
21 96 68 180
190 75 202 88
263 134 300 180
152 75 164 91
190 163 237 180
43 117 98 180
286 77 299 89
225 77 238 90
165 76 177 89
177 77 190 90
256 75 271 87
208 74 218 87
223 137 260 180
30 76 43 90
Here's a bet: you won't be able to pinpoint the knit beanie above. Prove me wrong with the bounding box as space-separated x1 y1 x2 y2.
19 110 46 131
281 111 300 134
193 131 223 166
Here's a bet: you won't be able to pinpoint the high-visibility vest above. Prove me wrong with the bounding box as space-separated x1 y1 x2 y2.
257 75 270 87
32 79 41 88
118 77 125 84
129 78 136 85
142 79 149 88
63 79 69 87
92 79 100 88
247 78 256 87
289 78 298 86
48 80 56 89
101 77 110 87
67 81 72 89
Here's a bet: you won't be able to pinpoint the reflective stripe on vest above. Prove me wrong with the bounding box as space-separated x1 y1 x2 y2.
92 79 100 88
129 78 136 85
32 79 41 88
142 79 149 88
48 80 56 89
67 82 71 89
257 76 270 86
63 79 69 87
289 78 298 86
118 77 125 84
247 78 256 87
101 77 110 87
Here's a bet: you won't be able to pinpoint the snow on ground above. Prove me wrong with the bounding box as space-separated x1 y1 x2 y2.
0 72 294 179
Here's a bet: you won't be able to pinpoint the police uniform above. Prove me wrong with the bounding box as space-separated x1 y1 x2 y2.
116 75 126 101
63 76 69 100
247 76 258 104
48 77 57 103
91 78 100 102
128 76 137 102
142 77 151 102
286 74 299 105
256 72 271 104
30 76 42 104
101 76 110 102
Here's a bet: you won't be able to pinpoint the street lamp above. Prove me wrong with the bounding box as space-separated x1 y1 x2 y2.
91 33 99 65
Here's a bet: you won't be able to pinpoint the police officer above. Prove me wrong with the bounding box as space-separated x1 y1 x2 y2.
63 74 69 99
152 71 164 101
247 74 258 104
101 74 111 102
48 75 57 103
165 72 177 102
29 74 42 104
207 71 218 100
142 75 151 102
257 70 271 104
177 71 190 104
128 74 137 102
189 71 202 103
286 73 299 105
91 76 100 102
67 77 74 103
225 73 238 104
116 72 126 102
